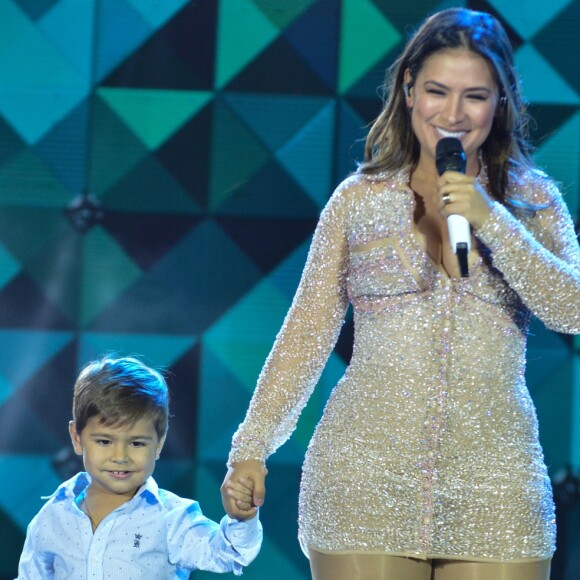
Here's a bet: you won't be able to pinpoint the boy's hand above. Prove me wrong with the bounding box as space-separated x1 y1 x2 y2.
221 460 267 521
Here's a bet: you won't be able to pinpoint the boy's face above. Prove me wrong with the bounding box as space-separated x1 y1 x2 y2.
69 415 166 501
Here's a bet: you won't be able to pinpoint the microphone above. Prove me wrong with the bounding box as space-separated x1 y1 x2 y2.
435 137 470 278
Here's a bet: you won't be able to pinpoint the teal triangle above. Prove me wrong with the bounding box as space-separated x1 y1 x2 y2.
224 94 331 151
209 100 271 209
515 44 579 105
0 2 86 144
0 454 63 530
37 0 94 83
572 356 580 467
216 0 278 88
80 332 197 369
488 0 573 40
99 88 213 150
534 110 580 218
204 278 290 391
268 238 310 301
80 227 142 328
0 149 70 205
339 0 401 93
102 155 202 214
0 330 74 399
197 345 252 461
276 101 336 207
93 0 152 82
0 242 21 289
125 0 189 29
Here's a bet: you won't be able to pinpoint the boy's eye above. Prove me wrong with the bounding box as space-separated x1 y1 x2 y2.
131 441 147 448
96 439 111 446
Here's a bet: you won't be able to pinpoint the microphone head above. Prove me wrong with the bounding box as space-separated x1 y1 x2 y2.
435 137 466 175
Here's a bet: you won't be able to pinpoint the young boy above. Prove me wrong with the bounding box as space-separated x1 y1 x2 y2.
17 356 262 578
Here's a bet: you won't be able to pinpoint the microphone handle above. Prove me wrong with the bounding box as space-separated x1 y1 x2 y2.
447 214 470 278
447 214 471 253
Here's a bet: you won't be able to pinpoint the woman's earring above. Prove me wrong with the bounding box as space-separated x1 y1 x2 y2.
403 84 410 98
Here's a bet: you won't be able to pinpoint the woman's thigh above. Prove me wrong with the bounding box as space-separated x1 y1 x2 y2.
308 548 432 580
432 558 551 580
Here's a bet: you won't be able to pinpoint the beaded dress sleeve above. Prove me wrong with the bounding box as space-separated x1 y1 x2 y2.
228 180 351 464
476 174 580 334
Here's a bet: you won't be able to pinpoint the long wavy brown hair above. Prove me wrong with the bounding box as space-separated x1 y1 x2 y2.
359 8 535 206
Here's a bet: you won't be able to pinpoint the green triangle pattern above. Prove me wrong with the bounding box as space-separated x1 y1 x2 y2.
253 0 316 29
204 278 290 392
0 148 71 205
572 356 580 466
80 227 142 327
79 332 197 368
515 44 579 105
488 0 573 40
534 110 580 218
0 455 63 530
125 0 189 29
338 0 401 93
215 0 278 88
98 88 213 150
0 330 73 396
276 101 336 207
208 100 271 209
0 243 20 288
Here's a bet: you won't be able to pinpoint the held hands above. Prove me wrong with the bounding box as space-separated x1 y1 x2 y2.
437 171 493 230
221 460 267 521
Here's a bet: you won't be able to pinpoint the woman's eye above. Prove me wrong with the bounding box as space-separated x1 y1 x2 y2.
426 89 445 95
467 94 487 101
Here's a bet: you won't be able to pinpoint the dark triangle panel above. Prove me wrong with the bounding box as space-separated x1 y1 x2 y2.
102 211 202 270
335 98 375 179
102 155 202 214
90 220 262 335
0 115 28 168
155 102 213 208
34 99 91 197
375 0 442 33
532 1 580 94
162 343 200 459
527 104 579 148
102 0 217 90
17 340 79 439
216 159 320 219
224 35 333 95
0 509 25 576
12 0 59 21
215 215 317 274
466 0 525 50
0 273 73 329
283 0 340 91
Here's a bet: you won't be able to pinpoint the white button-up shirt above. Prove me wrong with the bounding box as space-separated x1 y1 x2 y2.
17 472 262 579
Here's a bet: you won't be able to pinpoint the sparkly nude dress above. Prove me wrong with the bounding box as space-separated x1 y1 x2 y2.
228 166 580 562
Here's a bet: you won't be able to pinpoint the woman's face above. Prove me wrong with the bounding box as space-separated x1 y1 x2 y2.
406 49 500 175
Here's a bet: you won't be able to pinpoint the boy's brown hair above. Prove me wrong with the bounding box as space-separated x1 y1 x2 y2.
72 356 169 438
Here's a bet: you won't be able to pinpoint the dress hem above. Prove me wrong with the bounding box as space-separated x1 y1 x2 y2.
306 545 552 564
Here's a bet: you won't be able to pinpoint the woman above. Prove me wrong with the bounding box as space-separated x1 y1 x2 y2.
222 8 580 580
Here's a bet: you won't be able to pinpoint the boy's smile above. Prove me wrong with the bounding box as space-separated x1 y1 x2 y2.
69 415 166 503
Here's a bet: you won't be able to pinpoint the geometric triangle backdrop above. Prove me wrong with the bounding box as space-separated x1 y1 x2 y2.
0 1 578 579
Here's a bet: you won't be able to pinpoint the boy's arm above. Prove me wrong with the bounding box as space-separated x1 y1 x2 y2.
16 521 53 579
166 501 262 575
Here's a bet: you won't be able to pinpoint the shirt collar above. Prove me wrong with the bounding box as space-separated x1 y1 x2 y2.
43 472 161 506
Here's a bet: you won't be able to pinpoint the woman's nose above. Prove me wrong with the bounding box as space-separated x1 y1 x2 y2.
442 95 464 124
